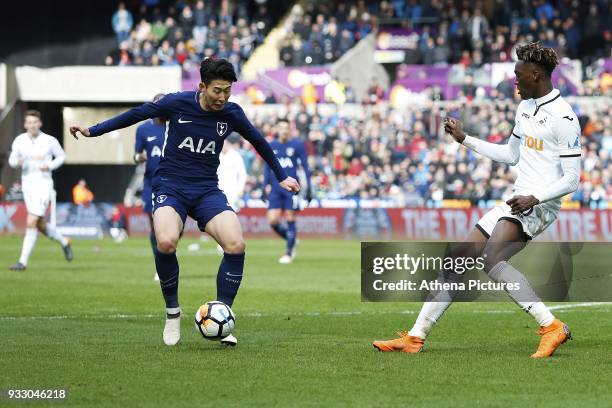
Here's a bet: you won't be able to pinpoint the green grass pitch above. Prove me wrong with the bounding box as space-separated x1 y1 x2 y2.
1 235 610 407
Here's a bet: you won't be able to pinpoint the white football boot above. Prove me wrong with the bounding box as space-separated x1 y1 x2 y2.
221 334 237 346
163 315 181 346
278 254 293 264
154 273 160 282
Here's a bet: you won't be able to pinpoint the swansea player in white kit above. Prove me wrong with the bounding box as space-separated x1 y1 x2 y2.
217 134 247 212
8 110 73 271
373 43 580 358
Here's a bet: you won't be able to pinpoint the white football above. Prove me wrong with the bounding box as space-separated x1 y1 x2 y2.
194 301 235 340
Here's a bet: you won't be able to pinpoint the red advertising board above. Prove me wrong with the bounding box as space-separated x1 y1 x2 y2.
2 203 610 242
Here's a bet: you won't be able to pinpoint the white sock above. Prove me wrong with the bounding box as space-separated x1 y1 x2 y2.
44 225 68 246
487 261 555 327
166 307 181 317
520 302 555 327
408 301 451 339
19 228 38 266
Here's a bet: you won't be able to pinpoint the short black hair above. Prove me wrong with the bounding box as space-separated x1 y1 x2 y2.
200 58 237 84
516 42 559 77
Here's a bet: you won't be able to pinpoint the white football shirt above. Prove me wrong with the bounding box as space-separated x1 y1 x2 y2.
8 131 66 184
217 148 247 199
511 89 581 207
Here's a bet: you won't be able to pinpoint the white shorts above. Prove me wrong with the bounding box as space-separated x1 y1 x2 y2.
23 181 53 217
476 202 558 240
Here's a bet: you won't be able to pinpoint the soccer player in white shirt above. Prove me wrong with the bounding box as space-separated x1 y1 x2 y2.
215 134 247 254
373 43 580 358
217 134 247 212
8 110 73 271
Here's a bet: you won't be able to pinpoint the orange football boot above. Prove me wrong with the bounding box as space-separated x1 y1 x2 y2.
373 331 424 353
530 319 572 358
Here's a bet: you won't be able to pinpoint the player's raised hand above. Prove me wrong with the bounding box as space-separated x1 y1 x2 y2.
280 177 300 194
506 195 539 215
69 125 91 140
443 117 466 143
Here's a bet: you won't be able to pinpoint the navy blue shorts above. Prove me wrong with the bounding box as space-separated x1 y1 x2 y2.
268 189 300 211
143 179 153 213
152 184 234 231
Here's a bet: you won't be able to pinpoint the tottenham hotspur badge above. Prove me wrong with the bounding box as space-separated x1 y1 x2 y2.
217 122 228 137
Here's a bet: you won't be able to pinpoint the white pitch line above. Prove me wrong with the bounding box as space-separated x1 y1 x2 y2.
472 302 610 314
0 302 608 321
548 302 607 310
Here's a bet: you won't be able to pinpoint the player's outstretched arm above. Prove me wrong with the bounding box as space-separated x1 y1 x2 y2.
71 99 168 139
232 104 295 191
444 117 520 165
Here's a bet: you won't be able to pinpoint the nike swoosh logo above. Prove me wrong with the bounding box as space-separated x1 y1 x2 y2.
562 116 574 121
226 272 242 277
178 118 192 124
147 136 157 141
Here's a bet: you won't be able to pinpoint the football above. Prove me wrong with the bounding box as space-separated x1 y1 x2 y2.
194 301 235 340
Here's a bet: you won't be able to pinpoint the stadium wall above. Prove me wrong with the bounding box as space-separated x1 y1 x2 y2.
1 203 610 242
15 66 181 102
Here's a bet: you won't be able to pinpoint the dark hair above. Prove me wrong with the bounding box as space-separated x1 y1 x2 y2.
24 110 41 120
199 58 237 84
516 42 559 76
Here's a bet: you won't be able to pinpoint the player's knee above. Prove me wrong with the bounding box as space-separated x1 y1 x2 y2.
157 238 177 254
223 238 245 254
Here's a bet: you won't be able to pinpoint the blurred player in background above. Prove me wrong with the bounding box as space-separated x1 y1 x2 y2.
216 133 247 254
134 93 166 281
263 119 312 264
373 43 580 358
8 110 73 271
217 133 247 211
70 58 299 347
